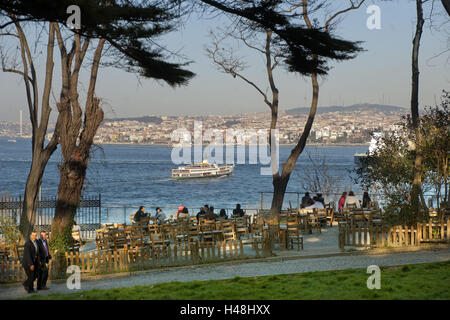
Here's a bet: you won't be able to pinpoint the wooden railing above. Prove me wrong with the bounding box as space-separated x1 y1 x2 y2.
338 220 450 250
0 240 257 283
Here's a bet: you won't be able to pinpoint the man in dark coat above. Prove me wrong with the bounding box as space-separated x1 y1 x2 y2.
134 206 147 223
37 231 52 290
22 231 39 293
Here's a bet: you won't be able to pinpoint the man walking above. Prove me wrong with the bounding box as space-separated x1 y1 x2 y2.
22 231 39 293
37 231 51 290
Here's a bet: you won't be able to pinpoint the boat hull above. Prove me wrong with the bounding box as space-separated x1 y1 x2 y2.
171 164 235 180
354 153 368 165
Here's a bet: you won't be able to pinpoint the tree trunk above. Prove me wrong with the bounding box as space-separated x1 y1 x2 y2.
270 174 289 216
410 0 425 217
50 31 105 244
7 21 59 241
269 72 319 217
51 155 87 236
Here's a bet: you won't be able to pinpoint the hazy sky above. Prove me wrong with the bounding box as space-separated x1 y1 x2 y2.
0 0 449 122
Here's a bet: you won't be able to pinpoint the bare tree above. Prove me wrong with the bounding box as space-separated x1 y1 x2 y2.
207 0 365 218
0 18 59 239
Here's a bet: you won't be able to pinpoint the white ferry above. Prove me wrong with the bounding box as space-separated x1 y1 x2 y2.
171 160 235 180
354 132 381 165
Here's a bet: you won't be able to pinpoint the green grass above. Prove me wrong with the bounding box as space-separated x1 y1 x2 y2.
23 260 450 300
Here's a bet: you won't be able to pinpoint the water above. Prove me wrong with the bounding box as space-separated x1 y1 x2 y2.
0 136 367 213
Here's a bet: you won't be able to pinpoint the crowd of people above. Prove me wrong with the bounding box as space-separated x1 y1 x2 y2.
300 191 373 212
337 191 372 211
133 203 246 225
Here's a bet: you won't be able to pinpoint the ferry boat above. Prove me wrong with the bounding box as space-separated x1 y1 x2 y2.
171 160 235 180
7 139 16 143
354 132 381 165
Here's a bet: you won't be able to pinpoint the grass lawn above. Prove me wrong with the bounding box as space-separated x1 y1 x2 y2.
23 260 450 300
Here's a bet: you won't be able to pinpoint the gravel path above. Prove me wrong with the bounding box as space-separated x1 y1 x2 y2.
1 248 449 299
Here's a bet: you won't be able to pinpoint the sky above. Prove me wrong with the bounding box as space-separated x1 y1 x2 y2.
0 0 449 122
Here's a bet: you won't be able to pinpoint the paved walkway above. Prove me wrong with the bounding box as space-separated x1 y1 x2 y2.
1 247 449 299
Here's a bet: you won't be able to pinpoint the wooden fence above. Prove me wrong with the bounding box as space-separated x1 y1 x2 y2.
338 220 450 250
0 240 256 283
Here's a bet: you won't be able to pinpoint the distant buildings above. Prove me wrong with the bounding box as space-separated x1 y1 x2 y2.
1 106 407 145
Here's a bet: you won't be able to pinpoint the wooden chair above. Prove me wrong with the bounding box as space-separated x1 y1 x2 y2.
188 225 201 246
110 229 128 250
69 229 82 252
0 240 9 261
286 216 304 250
200 221 215 243
316 208 328 227
307 212 322 234
250 223 264 252
221 221 236 243
235 217 250 240
150 232 170 249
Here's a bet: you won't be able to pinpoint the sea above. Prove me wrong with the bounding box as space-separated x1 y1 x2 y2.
0 136 368 220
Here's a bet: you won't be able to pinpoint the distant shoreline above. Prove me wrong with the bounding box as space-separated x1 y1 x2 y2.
0 137 369 147
95 142 370 147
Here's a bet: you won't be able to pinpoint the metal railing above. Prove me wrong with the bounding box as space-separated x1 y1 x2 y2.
101 205 260 224
258 191 440 210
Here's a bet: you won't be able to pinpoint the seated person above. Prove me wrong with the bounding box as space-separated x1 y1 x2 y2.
362 192 372 208
302 199 325 213
196 206 207 222
301 192 312 208
218 209 228 219
134 206 148 223
315 193 325 205
204 206 218 221
155 207 166 224
345 191 361 208
177 206 189 219
72 220 82 242
338 192 347 212
232 203 245 217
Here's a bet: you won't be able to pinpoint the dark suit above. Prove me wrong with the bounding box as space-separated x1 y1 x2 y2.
37 238 51 289
22 239 39 292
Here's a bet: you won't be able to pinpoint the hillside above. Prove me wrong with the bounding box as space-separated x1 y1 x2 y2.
285 103 407 115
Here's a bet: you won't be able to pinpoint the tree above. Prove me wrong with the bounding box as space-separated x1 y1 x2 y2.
1 1 195 244
205 0 365 217
0 19 60 240
355 91 450 225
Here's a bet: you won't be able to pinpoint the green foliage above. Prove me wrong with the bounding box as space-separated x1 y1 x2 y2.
23 260 450 300
0 0 195 86
0 215 21 245
49 218 74 254
355 91 450 225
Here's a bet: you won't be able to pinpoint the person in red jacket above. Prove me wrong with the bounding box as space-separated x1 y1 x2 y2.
338 192 347 212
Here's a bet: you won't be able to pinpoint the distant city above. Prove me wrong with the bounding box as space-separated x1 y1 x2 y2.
0 103 408 145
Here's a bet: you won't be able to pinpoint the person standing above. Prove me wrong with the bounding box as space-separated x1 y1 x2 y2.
37 231 52 290
22 231 39 293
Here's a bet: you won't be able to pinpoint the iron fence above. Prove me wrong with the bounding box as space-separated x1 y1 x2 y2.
0 194 101 240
